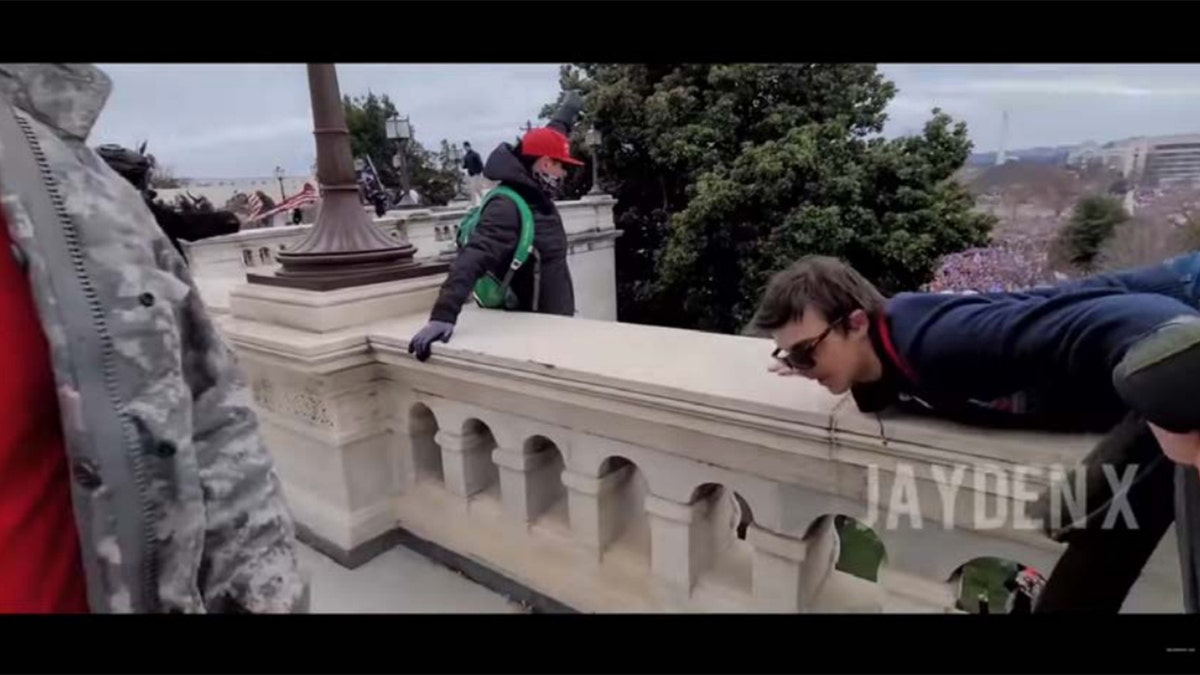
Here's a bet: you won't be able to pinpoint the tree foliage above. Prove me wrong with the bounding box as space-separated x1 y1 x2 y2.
1096 184 1200 271
150 163 183 189
1055 195 1129 272
969 162 1086 218
542 64 994 333
342 92 460 206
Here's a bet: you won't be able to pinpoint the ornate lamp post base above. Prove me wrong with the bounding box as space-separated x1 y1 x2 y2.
247 259 449 292
249 63 447 292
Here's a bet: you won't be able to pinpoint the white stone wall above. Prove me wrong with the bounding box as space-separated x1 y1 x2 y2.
567 232 619 322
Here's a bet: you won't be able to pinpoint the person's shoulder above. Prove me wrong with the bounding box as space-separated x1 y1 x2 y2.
480 188 523 218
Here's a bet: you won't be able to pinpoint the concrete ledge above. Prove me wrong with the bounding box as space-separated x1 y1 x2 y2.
230 275 447 334
296 522 578 614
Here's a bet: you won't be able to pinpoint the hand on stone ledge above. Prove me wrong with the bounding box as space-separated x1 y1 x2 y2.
768 360 802 377
408 320 455 362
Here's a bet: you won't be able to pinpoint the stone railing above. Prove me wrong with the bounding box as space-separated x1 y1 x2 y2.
219 284 1186 614
183 195 620 320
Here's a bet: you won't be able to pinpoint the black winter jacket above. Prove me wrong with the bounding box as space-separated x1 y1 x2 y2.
429 142 575 324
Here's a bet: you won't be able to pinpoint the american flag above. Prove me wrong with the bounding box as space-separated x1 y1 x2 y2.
248 183 319 224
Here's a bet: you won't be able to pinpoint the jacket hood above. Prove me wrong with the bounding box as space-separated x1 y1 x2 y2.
0 63 111 141
483 142 540 193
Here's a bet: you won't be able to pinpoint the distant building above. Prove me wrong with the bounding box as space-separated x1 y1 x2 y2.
1067 134 1200 186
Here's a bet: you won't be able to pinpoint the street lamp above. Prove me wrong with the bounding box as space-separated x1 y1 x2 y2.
386 114 413 196
447 145 464 198
385 115 411 144
273 165 287 201
248 63 447 291
585 126 603 195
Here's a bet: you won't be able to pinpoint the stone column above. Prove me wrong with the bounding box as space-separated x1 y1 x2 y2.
561 465 632 560
492 446 562 524
798 516 884 613
644 494 710 593
747 523 807 612
435 429 496 500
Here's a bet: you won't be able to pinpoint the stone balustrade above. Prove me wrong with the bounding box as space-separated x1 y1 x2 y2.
219 288 1187 614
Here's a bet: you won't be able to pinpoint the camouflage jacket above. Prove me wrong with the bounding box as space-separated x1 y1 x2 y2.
0 64 307 613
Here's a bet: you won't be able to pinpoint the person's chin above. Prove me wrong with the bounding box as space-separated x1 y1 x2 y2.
1161 442 1200 468
818 378 848 395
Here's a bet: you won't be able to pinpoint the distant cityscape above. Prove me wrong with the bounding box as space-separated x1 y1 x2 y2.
969 132 1200 186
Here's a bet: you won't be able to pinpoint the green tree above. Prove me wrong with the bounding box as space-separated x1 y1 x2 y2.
541 64 994 332
342 92 459 206
1056 195 1129 272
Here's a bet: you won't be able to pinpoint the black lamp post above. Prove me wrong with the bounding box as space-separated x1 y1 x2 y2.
247 64 447 291
274 165 287 201
386 114 412 196
447 144 464 198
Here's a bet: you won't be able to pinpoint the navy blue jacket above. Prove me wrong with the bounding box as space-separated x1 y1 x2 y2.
852 289 1200 432
1032 251 1200 308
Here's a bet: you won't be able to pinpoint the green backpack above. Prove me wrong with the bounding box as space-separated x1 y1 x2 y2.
456 186 537 310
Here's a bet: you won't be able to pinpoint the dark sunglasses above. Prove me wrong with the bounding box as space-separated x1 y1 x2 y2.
771 316 845 371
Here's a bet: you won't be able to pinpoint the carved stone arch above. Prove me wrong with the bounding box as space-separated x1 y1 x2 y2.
946 555 1046 614
513 434 568 526
407 401 443 484
592 455 651 561
799 513 888 612
685 482 756 594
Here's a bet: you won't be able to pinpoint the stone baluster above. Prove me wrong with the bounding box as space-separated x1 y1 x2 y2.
799 516 884 613
746 523 807 612
435 429 495 500
492 445 562 523
747 516 887 613
644 494 711 593
561 465 633 560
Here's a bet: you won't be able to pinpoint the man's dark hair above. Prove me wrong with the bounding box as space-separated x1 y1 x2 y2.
748 255 886 335
463 141 471 148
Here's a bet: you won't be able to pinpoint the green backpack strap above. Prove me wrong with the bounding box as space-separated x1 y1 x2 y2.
462 185 536 310
486 185 535 270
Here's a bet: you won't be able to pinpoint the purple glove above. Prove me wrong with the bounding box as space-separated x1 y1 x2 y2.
408 320 455 362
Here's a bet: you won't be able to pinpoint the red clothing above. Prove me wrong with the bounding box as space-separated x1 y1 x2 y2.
0 208 89 613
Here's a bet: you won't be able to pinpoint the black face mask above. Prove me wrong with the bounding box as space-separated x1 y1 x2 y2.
533 169 562 198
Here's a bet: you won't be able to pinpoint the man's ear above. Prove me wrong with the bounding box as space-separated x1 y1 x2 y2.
848 309 870 336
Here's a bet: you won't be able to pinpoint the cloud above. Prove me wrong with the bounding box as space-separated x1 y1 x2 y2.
86 64 1200 175
923 77 1200 98
154 116 312 153
90 63 562 178
881 64 1200 152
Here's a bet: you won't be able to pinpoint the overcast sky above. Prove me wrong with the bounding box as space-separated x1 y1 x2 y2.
89 64 1200 179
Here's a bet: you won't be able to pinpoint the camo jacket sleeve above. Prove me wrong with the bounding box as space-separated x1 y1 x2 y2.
157 243 309 613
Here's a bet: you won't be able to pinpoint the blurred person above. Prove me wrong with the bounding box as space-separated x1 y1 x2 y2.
463 141 485 206
0 63 305 613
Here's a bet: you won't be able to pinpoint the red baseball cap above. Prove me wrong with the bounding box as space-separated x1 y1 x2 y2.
520 127 584 166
